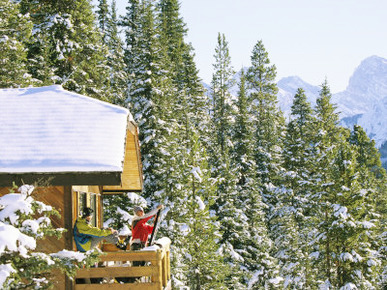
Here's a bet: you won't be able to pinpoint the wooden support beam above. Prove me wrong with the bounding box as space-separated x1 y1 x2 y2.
76 265 156 278
75 282 160 290
99 251 158 262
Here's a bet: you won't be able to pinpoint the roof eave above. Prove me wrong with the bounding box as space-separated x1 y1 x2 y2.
0 171 122 187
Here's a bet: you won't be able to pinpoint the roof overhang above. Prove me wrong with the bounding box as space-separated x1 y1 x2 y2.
0 171 122 187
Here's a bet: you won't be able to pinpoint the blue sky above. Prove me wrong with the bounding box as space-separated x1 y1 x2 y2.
113 0 387 93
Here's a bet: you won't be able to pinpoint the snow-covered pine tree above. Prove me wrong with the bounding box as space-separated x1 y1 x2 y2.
122 0 176 198
210 33 236 157
156 2 229 287
121 0 141 90
121 3 186 265
96 0 109 43
20 0 111 100
157 0 187 85
172 133 228 290
207 33 247 288
328 140 381 289
244 40 284 287
348 125 387 288
0 0 33 88
231 69 282 288
102 0 128 106
308 80 351 288
274 88 317 288
157 0 208 138
246 40 285 226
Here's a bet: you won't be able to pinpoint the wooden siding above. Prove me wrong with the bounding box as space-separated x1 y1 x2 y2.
103 125 143 193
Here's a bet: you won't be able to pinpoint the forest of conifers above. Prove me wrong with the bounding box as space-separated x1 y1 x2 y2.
1 0 386 289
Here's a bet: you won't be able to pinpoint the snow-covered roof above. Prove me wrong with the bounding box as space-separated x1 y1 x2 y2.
0 85 130 178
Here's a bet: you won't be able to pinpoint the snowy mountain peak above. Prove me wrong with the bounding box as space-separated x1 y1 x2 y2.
278 76 309 92
346 55 387 96
277 76 320 97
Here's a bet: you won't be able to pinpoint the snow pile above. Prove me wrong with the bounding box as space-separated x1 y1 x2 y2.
51 250 87 262
190 167 202 182
0 222 36 257
195 196 205 210
140 237 171 251
0 264 15 287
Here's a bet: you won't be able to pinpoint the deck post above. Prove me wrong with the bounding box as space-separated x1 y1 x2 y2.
152 250 163 290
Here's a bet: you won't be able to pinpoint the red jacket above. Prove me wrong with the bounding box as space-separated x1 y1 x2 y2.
131 208 158 244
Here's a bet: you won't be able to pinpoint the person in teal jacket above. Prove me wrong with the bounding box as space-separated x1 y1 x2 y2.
73 207 126 252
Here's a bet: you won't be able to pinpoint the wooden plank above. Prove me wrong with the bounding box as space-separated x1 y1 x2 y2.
64 186 73 251
75 282 159 290
76 265 156 278
99 251 159 262
150 254 163 287
166 251 171 280
162 254 168 287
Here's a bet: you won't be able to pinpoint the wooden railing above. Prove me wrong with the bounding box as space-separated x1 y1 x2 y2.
74 238 171 290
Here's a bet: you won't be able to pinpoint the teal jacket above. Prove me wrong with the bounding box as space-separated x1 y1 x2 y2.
73 217 112 252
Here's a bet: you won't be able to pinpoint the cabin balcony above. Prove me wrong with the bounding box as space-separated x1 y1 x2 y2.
74 238 171 290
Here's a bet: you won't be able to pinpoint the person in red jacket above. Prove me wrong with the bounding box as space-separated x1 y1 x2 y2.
130 204 163 252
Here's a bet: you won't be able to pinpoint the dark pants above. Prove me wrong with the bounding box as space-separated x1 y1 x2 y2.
131 242 146 267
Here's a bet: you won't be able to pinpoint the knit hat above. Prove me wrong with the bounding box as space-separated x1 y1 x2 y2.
82 207 94 218
133 206 144 215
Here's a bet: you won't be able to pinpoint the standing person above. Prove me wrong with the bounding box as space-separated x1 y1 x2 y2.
131 204 164 252
73 207 127 252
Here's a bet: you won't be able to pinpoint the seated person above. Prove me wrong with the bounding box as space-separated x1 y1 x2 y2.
73 207 127 252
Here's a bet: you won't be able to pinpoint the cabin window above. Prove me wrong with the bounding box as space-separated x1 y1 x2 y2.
76 191 98 227
78 192 87 216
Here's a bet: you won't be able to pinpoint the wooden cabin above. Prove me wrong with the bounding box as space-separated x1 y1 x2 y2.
0 85 171 289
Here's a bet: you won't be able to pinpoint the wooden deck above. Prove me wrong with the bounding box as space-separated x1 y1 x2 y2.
74 240 171 290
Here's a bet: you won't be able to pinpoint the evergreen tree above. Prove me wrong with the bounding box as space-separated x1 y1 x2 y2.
231 69 282 288
97 0 109 43
308 80 343 288
157 0 207 137
157 0 187 85
20 0 111 99
246 40 285 219
244 40 284 286
174 133 228 290
329 141 381 288
105 0 128 105
122 0 175 198
0 0 33 88
275 88 317 288
208 33 248 288
348 125 387 288
211 33 235 156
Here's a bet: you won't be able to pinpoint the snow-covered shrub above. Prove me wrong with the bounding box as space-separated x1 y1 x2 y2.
0 184 100 289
